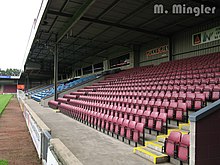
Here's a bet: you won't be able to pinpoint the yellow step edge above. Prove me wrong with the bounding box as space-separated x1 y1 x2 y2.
167 128 180 135
168 128 189 135
133 146 146 154
145 141 163 148
54 109 60 113
133 147 168 164
156 135 167 141
179 123 190 129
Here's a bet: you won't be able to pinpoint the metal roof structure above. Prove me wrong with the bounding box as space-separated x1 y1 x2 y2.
22 0 220 80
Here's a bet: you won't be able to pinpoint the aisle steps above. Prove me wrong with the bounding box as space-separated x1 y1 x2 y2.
133 123 190 164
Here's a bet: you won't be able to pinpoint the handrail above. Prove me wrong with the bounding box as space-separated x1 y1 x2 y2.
189 99 220 122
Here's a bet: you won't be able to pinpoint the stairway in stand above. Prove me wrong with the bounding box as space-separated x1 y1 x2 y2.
133 123 190 164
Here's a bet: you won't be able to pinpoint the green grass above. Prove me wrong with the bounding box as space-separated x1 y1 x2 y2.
0 94 13 115
0 160 8 165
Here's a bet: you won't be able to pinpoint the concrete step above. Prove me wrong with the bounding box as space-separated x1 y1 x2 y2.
170 157 188 165
145 141 164 153
54 109 60 113
156 135 167 143
167 129 189 136
179 123 190 132
134 146 169 164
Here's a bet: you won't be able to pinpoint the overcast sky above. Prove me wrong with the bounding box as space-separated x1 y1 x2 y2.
0 0 43 70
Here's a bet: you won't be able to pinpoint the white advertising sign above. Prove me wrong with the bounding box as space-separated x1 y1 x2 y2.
47 147 59 165
192 26 220 46
29 116 42 158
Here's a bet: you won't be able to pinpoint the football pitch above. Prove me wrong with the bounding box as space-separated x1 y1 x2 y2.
0 94 13 115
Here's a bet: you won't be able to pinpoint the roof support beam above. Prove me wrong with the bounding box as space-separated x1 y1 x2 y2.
57 0 96 43
80 17 167 37
47 10 167 38
54 42 58 101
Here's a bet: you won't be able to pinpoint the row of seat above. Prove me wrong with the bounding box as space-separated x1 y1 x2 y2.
62 96 188 123
50 97 170 135
109 54 220 77
100 85 220 94
101 77 220 91
111 63 220 74
78 91 207 111
58 103 145 146
87 86 220 101
105 67 220 80
164 131 190 163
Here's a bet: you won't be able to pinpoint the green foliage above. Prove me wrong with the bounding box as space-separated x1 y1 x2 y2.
0 68 21 76
0 160 8 165
0 94 13 115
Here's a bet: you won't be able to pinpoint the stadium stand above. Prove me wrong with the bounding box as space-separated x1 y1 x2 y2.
3 85 17 93
48 52 219 164
11 0 219 164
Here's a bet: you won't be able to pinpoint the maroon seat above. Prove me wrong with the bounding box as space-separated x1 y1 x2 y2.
167 102 178 120
134 110 144 122
160 100 169 113
194 93 206 110
140 110 151 126
155 113 167 134
63 94 77 100
93 112 101 127
120 119 130 141
133 123 145 146
177 92 186 103
88 111 94 125
57 97 68 104
186 92 195 110
164 131 182 157
212 86 220 101
58 103 73 116
48 100 59 109
110 116 118 134
141 99 149 110
129 109 138 121
203 85 213 100
125 121 137 144
90 112 97 126
119 107 126 118
105 115 113 133
101 114 109 129
147 111 159 131
97 113 105 128
114 106 121 117
175 102 187 121
178 134 190 162
124 108 132 119
152 100 162 112
114 118 124 136
148 99 155 106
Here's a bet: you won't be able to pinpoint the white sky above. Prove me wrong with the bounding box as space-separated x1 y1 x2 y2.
0 0 43 70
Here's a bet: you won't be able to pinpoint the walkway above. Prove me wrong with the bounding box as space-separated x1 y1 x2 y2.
25 99 172 165
0 98 41 165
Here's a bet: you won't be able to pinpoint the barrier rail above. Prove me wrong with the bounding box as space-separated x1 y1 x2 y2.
17 97 83 165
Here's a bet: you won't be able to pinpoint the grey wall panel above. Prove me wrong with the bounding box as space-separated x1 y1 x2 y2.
140 57 168 66
139 38 169 66
173 19 220 60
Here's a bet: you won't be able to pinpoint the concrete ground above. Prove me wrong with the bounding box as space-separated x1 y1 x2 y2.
25 99 172 165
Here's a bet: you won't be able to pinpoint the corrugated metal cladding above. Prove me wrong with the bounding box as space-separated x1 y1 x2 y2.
139 38 169 66
172 19 220 60
140 57 168 67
